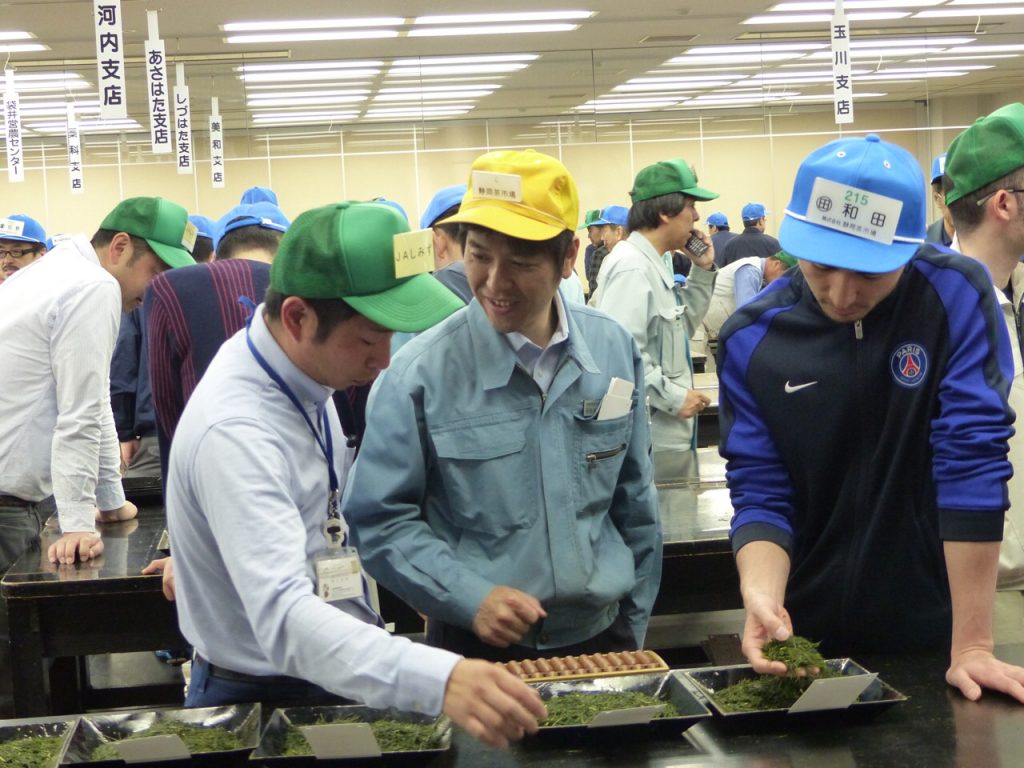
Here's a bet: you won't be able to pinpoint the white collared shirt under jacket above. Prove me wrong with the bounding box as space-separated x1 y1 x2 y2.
166 307 459 713
0 236 125 532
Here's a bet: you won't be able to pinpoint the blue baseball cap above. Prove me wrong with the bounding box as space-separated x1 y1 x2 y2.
188 214 216 240
593 205 629 227
930 154 946 184
707 212 729 228
0 214 47 245
741 203 768 221
215 202 290 248
420 184 467 229
240 186 278 205
373 197 408 224
779 134 926 274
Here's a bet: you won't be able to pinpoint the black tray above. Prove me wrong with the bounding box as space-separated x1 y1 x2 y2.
59 703 260 766
527 671 712 745
678 658 908 724
251 705 451 766
121 476 162 504
0 717 77 768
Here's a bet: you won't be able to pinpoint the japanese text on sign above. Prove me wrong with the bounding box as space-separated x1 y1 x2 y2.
209 111 225 188
831 6 854 125
4 73 23 183
93 0 127 119
67 105 85 194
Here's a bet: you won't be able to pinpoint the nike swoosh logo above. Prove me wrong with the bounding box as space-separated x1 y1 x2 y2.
784 380 818 393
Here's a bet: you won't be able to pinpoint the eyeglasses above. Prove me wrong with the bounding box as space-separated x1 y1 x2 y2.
975 188 1024 207
0 247 39 260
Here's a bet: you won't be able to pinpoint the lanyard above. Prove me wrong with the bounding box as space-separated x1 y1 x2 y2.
242 306 340 522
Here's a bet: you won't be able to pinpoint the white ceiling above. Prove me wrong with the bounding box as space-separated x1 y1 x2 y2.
3 0 1024 134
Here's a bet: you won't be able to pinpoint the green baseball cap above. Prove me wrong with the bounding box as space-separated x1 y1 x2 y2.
578 208 601 230
99 197 196 268
630 159 719 203
270 201 464 333
945 102 1024 206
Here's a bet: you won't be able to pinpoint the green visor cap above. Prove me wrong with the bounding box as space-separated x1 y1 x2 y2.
270 201 464 333
99 197 196 268
578 208 601 229
630 159 719 203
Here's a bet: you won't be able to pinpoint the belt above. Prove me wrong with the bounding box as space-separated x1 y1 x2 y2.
0 494 32 508
194 654 306 687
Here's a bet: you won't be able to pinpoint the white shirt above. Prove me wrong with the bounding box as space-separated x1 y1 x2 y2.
0 236 124 531
167 308 459 712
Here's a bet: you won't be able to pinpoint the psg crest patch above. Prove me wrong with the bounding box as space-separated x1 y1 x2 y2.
890 342 928 388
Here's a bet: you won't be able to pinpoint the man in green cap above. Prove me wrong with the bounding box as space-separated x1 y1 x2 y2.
943 102 1024 645
0 196 194 703
593 158 719 452
166 201 546 746
345 149 661 664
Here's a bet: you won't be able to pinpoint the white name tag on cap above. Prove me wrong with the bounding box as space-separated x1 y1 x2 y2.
472 170 523 202
393 229 435 278
805 177 903 245
181 220 198 252
0 218 25 237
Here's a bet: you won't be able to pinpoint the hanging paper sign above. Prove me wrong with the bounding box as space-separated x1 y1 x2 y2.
831 0 854 125
174 63 193 175
145 12 171 154
4 71 23 183
93 0 127 120
210 96 225 188
66 104 84 194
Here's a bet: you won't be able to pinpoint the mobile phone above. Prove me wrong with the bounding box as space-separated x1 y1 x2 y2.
684 234 710 258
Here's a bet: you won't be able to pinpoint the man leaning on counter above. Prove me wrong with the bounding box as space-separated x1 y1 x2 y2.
166 201 547 748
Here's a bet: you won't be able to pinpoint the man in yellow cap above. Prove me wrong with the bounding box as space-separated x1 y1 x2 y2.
345 149 662 662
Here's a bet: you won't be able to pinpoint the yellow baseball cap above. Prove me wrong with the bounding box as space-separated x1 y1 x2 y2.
443 149 579 241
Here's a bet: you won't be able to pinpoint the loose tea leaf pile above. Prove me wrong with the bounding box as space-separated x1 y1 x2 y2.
712 636 838 713
0 734 65 768
539 691 674 726
90 721 242 761
281 716 442 755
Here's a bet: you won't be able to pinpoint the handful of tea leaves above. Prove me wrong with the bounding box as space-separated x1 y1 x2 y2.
712 636 837 713
90 721 242 761
281 716 442 755
539 691 675 726
0 734 65 768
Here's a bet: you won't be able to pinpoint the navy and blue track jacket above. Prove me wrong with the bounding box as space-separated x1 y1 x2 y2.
717 244 1014 654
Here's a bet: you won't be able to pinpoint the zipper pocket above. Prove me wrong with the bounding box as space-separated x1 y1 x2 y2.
586 444 627 464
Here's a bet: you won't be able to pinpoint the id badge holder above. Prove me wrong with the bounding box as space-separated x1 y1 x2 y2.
314 514 363 602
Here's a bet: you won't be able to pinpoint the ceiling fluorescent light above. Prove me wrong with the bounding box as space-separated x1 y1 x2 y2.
671 53 805 65
392 55 538 65
251 109 360 119
850 37 975 47
227 30 399 43
615 81 738 92
379 84 501 94
245 88 371 99
684 43 827 54
224 17 404 31
0 44 47 53
745 12 909 23
241 69 381 82
943 44 1024 53
858 71 967 80
771 1 941 9
237 61 383 72
374 91 493 101
916 8 1024 18
408 24 580 37
416 11 593 23
247 95 369 107
0 31 32 41
915 54 1015 61
387 64 529 77
951 0 1024 4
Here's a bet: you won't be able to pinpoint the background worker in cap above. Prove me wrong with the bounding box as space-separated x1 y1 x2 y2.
720 202 781 267
345 149 661 662
0 214 48 284
421 183 471 303
943 102 1024 645
166 202 544 744
187 214 216 262
592 158 718 452
719 134 1024 701
580 208 604 291
707 212 736 267
0 197 193 707
925 153 955 247
584 204 628 297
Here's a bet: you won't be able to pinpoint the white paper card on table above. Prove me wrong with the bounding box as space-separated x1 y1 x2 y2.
300 723 382 759
587 704 665 728
597 377 634 421
114 734 191 762
787 672 876 713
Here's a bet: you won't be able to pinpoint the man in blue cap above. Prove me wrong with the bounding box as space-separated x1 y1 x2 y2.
240 186 278 206
720 202 780 266
925 153 954 247
586 204 628 295
188 215 216 262
707 212 736 267
719 134 1024 702
421 184 470 303
0 214 48 283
